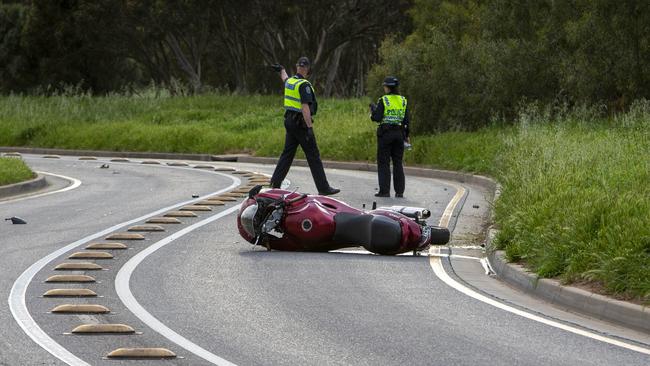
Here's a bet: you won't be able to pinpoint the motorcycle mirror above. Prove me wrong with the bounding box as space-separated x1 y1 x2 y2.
5 216 27 224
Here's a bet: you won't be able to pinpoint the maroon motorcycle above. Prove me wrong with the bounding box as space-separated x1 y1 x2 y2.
237 186 450 255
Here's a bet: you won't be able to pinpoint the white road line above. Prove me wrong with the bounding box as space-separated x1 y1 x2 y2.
429 182 650 355
9 164 240 366
115 206 240 366
0 171 81 205
429 251 650 355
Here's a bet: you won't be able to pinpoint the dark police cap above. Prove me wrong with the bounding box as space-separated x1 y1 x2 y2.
296 56 311 67
383 76 399 87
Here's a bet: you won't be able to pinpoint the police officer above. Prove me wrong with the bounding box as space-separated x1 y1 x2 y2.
269 57 340 195
370 76 410 198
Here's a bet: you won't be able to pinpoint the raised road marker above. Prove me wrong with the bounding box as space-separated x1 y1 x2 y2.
197 200 225 206
214 167 236 171
3 152 22 157
106 233 145 240
146 217 182 224
180 205 212 211
128 225 165 232
54 262 103 271
193 165 214 169
106 348 176 359
141 160 161 164
211 196 237 201
110 158 130 162
42 155 61 159
68 251 114 260
71 324 135 334
51 304 110 314
78 157 97 160
46 275 95 283
166 162 189 166
86 242 128 250
164 211 198 217
43 289 97 297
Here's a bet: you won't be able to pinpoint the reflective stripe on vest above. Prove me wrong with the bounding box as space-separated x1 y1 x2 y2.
381 94 407 125
284 76 314 112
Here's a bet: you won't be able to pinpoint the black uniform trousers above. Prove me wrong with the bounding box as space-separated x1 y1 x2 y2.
271 116 330 192
377 125 405 195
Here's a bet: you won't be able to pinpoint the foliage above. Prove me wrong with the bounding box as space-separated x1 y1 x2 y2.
0 0 411 96
369 0 650 132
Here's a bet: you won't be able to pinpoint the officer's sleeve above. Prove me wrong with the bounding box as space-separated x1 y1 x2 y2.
298 83 314 105
370 98 384 122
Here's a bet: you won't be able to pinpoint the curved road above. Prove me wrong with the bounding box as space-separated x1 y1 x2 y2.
1 155 648 365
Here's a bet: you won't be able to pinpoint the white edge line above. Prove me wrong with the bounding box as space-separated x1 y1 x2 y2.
429 253 650 355
115 206 241 366
0 171 81 205
9 165 241 366
429 181 650 355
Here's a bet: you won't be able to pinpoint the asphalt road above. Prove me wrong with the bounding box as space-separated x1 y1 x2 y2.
1 155 649 366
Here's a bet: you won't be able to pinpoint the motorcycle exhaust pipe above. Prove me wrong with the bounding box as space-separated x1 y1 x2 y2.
378 206 431 220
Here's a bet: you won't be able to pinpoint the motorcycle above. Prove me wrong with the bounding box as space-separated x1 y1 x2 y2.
237 186 450 255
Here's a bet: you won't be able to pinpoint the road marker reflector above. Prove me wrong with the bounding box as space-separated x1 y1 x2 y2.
110 158 129 162
211 196 237 201
78 156 97 160
164 211 198 217
86 242 128 250
71 324 135 334
46 275 95 283
55 262 104 271
51 304 110 314
146 217 182 224
241 173 256 178
69 251 114 260
166 162 188 166
43 289 97 297
214 167 236 171
3 152 22 157
197 200 225 206
222 192 245 198
232 170 251 175
106 233 145 240
106 348 176 359
233 188 252 194
141 160 161 164
42 155 61 159
180 205 212 211
128 224 165 232
193 165 214 169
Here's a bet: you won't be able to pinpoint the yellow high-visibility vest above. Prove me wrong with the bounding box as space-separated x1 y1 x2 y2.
381 94 407 124
284 76 314 112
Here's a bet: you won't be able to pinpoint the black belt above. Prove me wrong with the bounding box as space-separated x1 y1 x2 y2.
379 124 402 130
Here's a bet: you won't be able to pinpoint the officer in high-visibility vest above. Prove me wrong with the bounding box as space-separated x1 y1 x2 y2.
269 57 340 196
370 76 410 197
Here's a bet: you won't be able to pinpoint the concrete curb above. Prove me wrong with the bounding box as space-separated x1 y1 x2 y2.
4 147 647 333
0 174 47 199
487 238 650 333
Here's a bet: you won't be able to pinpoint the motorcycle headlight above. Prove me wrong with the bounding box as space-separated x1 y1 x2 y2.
240 203 258 238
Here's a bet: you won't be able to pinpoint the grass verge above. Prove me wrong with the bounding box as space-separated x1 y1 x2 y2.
0 94 648 301
0 157 35 186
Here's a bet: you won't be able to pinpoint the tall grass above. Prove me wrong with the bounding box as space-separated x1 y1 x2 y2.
0 93 648 300
0 157 34 185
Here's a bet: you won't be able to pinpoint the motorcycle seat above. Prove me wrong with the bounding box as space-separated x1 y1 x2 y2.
333 212 402 254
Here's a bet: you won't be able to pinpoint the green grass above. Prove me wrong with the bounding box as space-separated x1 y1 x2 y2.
1 93 648 301
0 157 35 185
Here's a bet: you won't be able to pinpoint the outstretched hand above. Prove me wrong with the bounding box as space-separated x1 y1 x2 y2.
270 63 284 72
